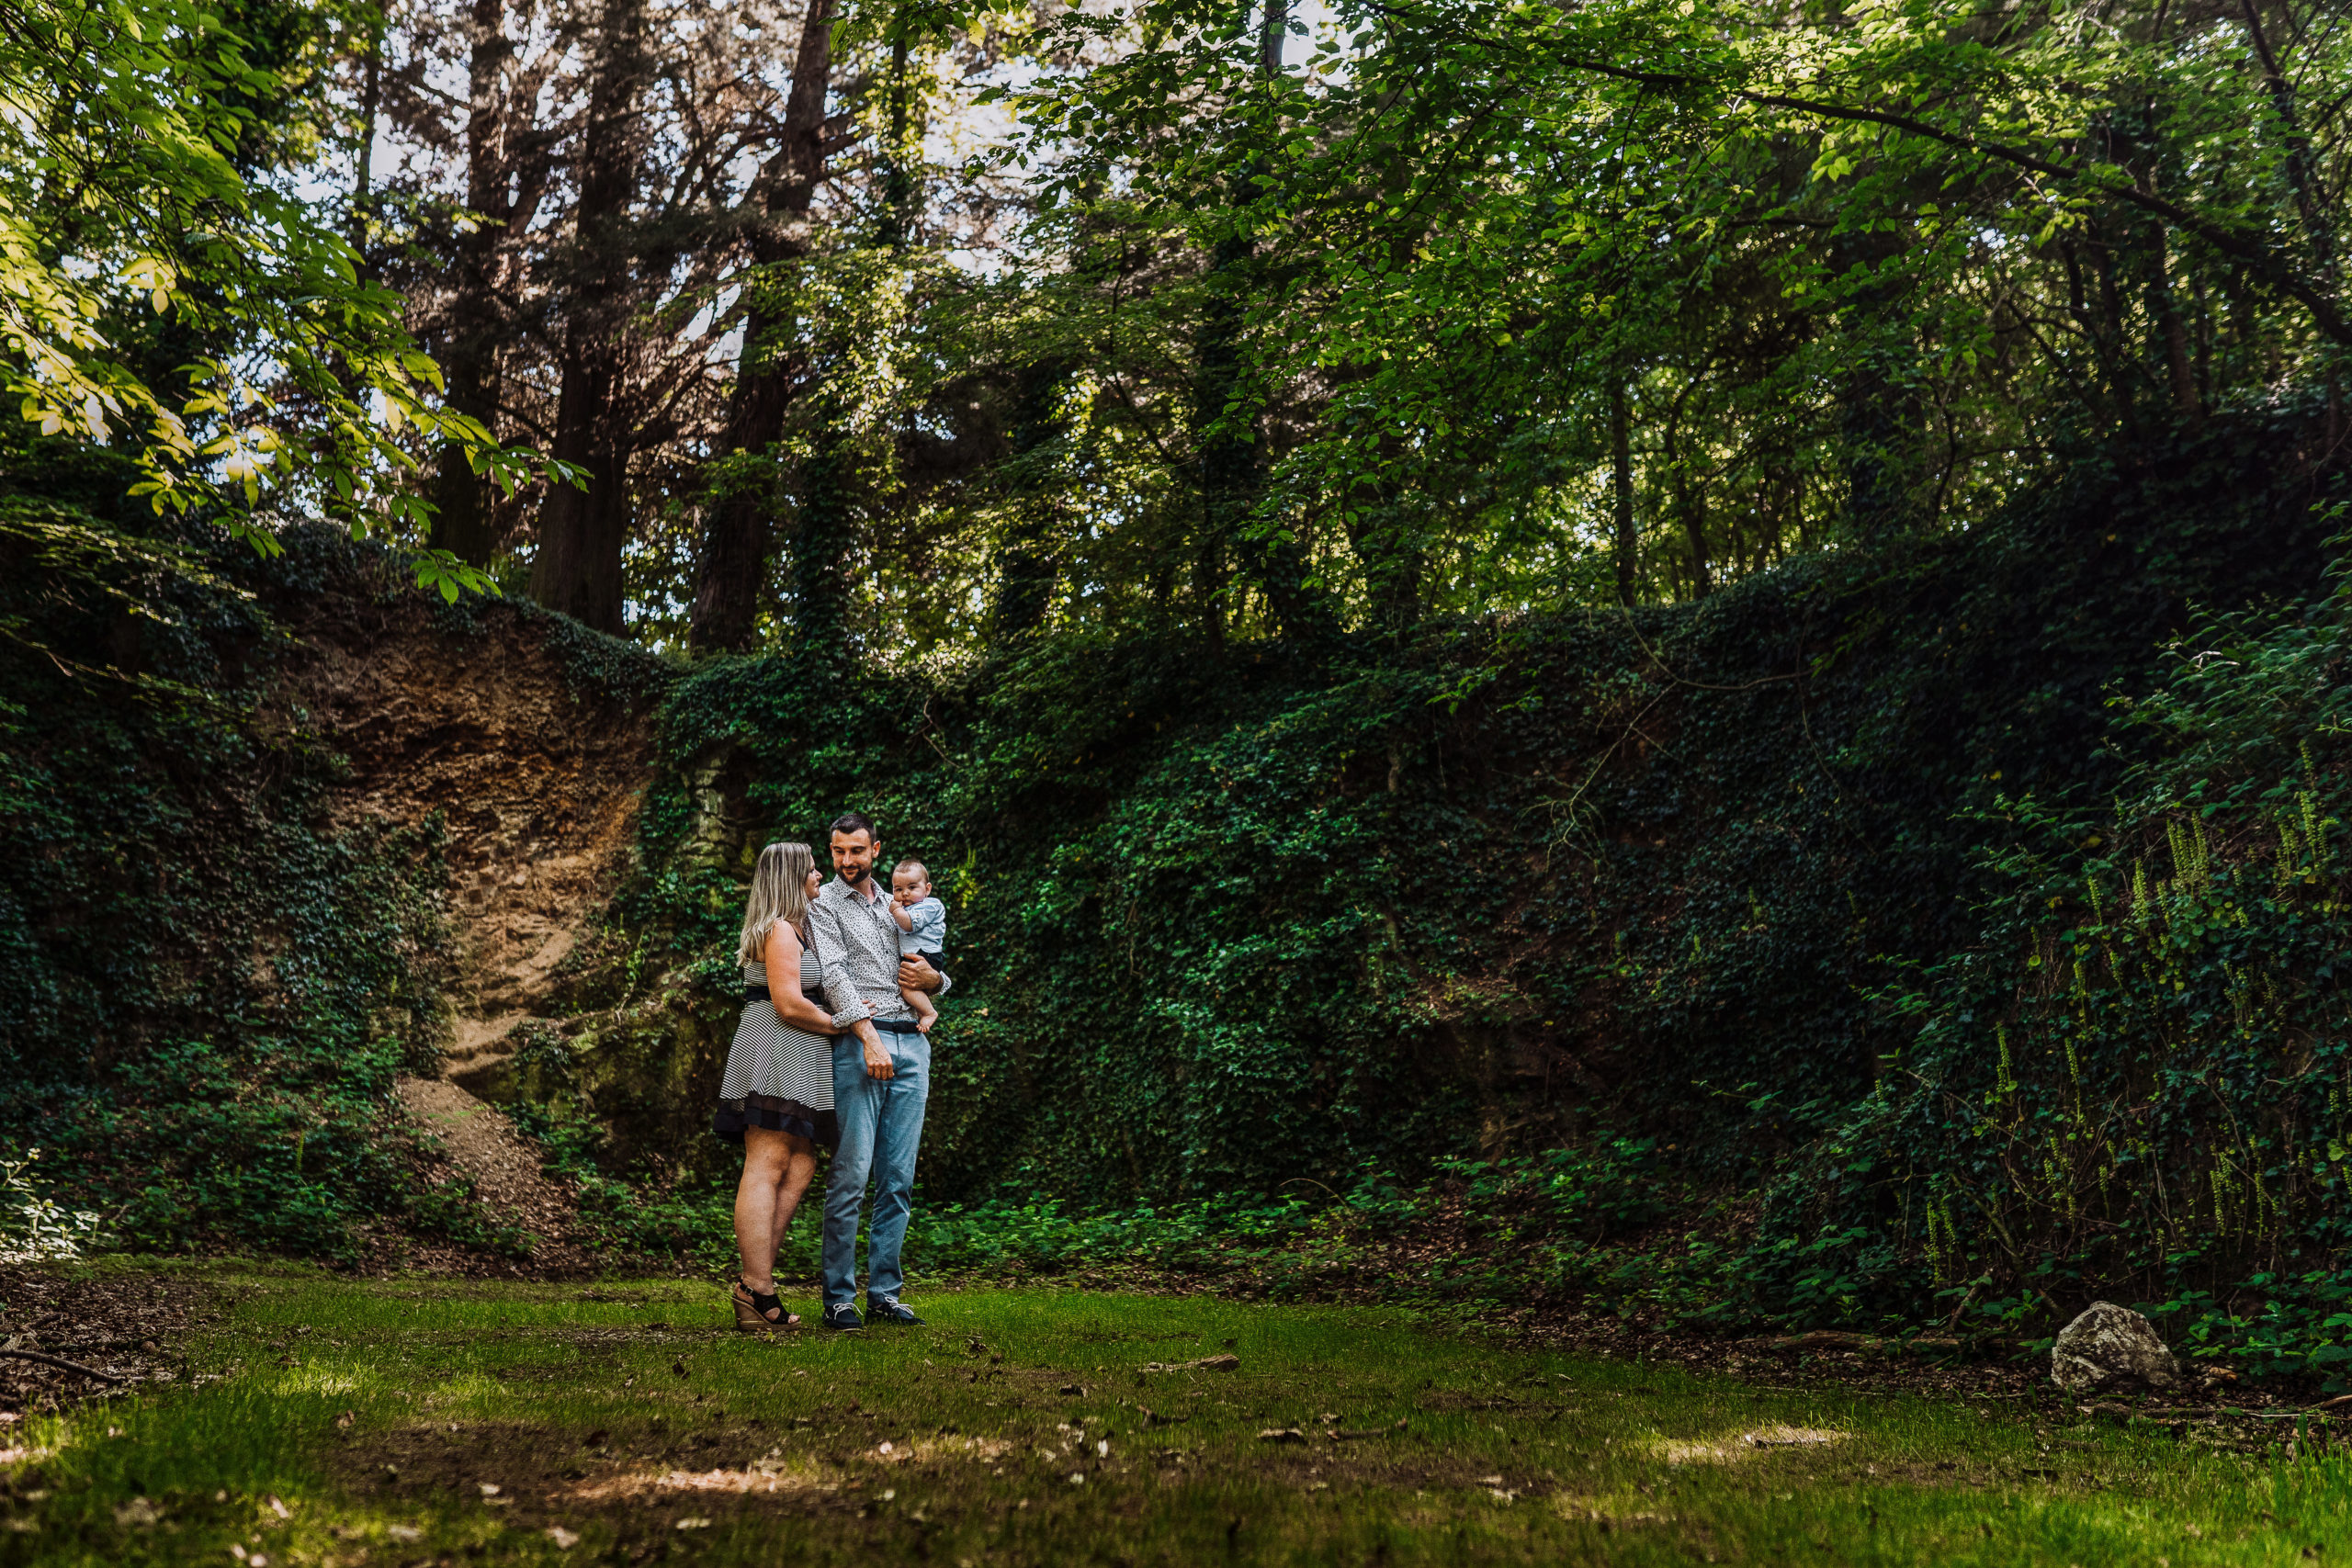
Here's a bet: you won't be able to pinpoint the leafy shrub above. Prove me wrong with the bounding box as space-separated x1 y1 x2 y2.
1443 1141 1669 1239
0 1149 103 1263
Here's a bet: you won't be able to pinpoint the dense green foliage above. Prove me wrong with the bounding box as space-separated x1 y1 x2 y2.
987 0 2352 625
0 0 550 609
156 0 2337 659
11 410 2352 1380
863 424 2325 1197
0 525 451 1258
1768 524 2352 1373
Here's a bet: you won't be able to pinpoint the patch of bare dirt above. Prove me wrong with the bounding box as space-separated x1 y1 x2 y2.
395 1079 597 1276
333 1396 1499 1547
1655 1424 1844 1464
339 1412 856 1538
0 1265 212 1418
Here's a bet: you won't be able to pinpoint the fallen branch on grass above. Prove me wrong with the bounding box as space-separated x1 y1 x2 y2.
1735 1332 1964 1355
0 1348 127 1383
2079 1402 2334 1426
1138 1354 1240 1373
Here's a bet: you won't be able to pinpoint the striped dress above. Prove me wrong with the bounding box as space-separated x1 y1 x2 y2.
713 942 840 1148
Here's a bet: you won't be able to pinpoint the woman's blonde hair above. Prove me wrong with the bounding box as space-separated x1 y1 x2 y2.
738 841 817 964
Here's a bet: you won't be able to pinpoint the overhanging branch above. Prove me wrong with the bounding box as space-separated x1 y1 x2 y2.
1736 89 2352 346
1372 0 2352 349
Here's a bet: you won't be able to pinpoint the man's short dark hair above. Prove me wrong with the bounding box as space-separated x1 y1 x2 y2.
830 811 876 840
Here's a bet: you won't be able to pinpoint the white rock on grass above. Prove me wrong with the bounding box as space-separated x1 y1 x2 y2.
2051 1302 2180 1393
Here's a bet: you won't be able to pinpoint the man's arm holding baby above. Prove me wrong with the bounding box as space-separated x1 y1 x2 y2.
898 953 949 996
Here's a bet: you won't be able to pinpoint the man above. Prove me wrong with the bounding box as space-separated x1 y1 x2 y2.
804 811 949 1331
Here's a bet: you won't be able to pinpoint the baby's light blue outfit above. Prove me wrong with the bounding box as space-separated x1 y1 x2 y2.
897 896 946 955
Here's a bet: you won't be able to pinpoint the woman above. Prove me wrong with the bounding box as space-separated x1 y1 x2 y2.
715 841 841 1331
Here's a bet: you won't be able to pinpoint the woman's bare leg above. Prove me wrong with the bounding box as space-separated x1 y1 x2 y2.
735 1129 795 1292
766 1137 818 1269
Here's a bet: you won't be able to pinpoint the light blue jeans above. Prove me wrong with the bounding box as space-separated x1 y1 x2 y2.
822 1026 931 1309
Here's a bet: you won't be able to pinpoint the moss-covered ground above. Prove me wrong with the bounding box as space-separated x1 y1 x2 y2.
1 1268 2345 1564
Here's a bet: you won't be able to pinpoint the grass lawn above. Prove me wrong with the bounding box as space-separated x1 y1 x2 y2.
0 1266 2346 1564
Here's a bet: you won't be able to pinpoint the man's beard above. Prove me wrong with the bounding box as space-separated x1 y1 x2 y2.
841 863 868 886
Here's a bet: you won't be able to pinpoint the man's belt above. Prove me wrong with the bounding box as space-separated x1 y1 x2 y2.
744 987 924 1034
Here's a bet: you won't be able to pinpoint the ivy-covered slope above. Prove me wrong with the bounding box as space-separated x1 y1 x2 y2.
521 419 2344 1332
1770 514 2352 1359
0 519 442 1258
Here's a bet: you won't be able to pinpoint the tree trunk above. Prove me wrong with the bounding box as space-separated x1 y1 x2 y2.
1677 477 1709 600
2240 0 2336 279
2117 111 2202 427
784 6 910 668
1834 228 1913 539
789 423 854 659
2149 228 2201 423
1611 376 1635 605
1185 0 1334 644
883 28 915 252
426 0 515 567
529 0 648 634
2238 0 2341 445
992 355 1072 639
350 29 379 265
534 434 631 633
686 0 835 654
1340 479 1420 641
1191 225 1251 642
1663 403 1708 599
2190 267 2214 405
1193 527 1227 651
1329 362 1420 638
2089 226 2143 440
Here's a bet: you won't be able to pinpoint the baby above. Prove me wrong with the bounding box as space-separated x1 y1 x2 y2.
888 860 948 1032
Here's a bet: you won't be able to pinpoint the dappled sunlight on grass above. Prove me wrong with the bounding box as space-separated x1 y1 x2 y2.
0 1267 2339 1563
1653 1423 1845 1464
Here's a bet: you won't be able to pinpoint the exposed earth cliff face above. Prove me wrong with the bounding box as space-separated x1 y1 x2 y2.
292 592 663 1082
285 587 670 1258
